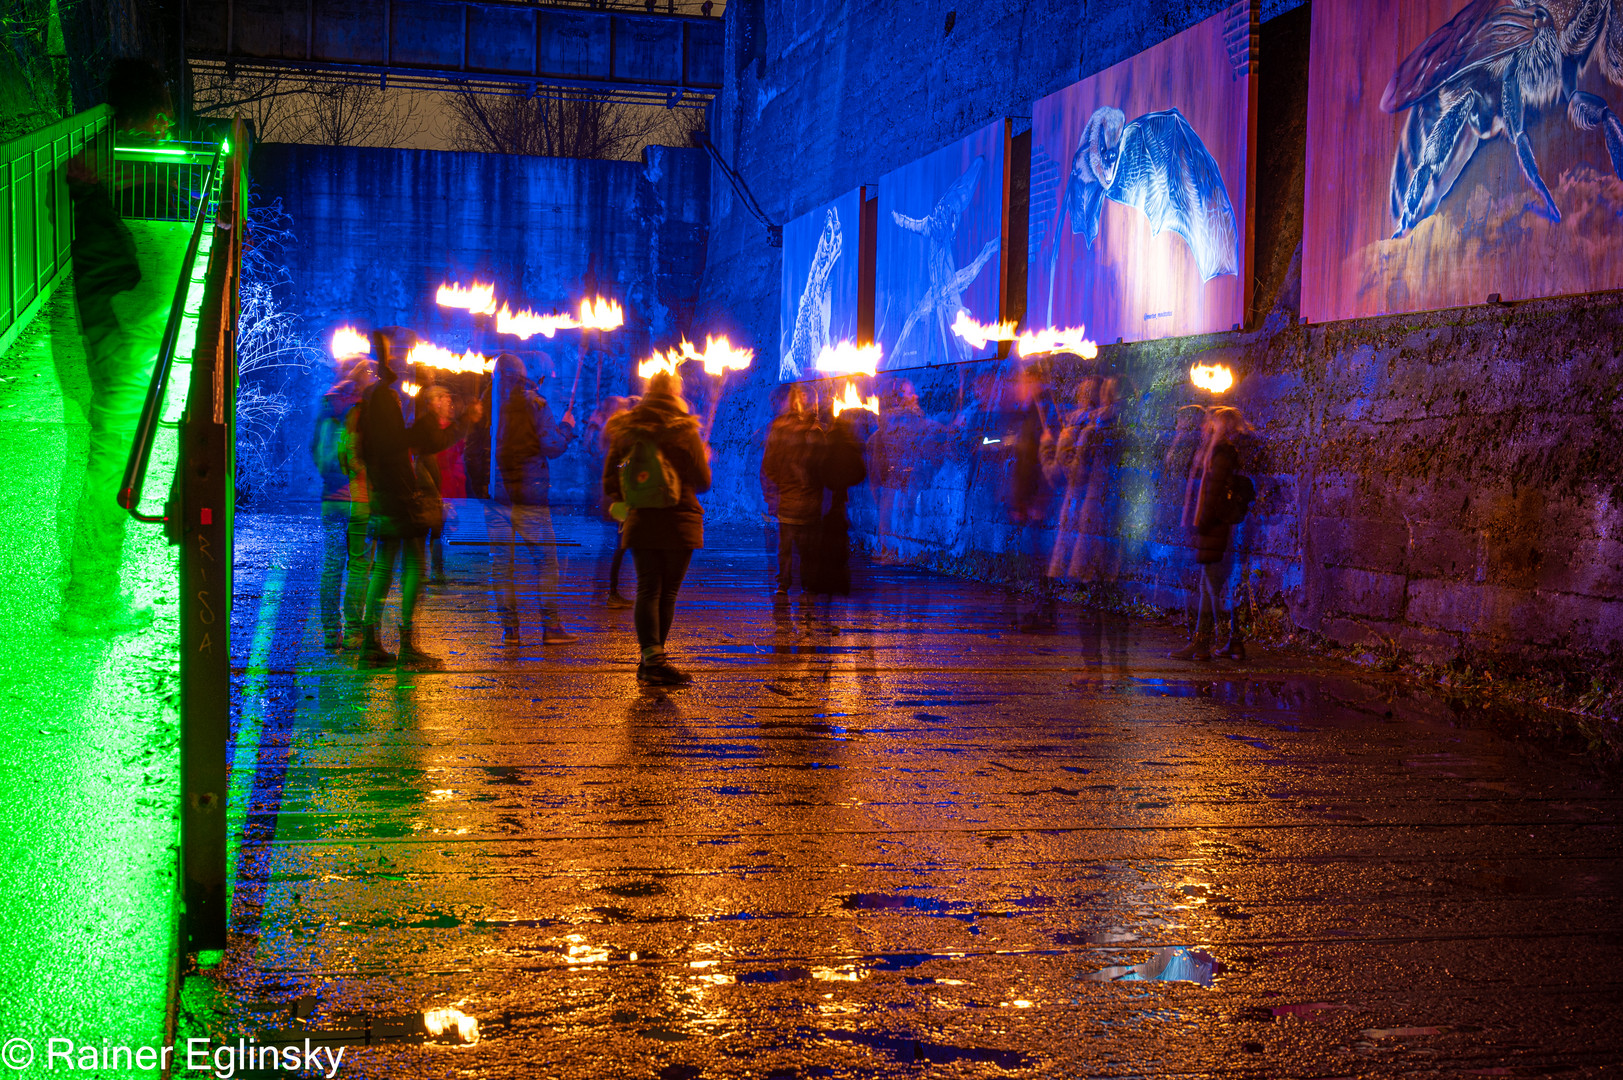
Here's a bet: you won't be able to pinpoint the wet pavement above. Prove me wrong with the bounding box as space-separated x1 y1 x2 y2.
193 503 1623 1078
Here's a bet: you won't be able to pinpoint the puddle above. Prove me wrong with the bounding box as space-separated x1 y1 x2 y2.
1086 946 1220 987
821 1030 1031 1069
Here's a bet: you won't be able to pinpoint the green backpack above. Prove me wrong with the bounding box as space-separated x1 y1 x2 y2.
619 437 680 509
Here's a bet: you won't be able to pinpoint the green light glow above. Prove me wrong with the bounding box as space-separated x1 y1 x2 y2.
114 144 196 158
221 137 231 156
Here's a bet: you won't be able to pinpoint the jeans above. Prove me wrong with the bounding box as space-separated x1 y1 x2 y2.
775 521 816 592
319 498 370 634
1195 555 1239 642
486 501 561 627
363 527 425 628
632 547 692 651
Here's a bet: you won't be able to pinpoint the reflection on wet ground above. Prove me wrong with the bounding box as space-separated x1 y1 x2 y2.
187 506 1623 1078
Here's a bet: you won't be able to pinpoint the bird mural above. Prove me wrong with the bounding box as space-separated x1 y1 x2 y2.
890 155 1002 366
1045 106 1239 325
782 205 844 381
1383 0 1623 237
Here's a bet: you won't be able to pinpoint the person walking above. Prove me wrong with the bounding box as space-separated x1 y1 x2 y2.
312 359 376 650
807 406 868 597
761 386 825 597
588 395 637 608
1171 405 1252 662
488 352 577 645
602 372 711 686
356 328 481 670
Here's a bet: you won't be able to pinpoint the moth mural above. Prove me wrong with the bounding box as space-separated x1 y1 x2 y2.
780 188 861 381
1306 0 1623 321
876 119 1008 370
1028 1 1257 344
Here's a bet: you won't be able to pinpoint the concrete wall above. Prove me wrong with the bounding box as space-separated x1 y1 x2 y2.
695 0 1623 676
248 141 710 504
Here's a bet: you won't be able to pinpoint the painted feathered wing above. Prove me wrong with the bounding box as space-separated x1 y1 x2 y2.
1104 108 1239 282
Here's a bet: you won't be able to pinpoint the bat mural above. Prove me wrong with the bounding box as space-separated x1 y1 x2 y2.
780 189 861 381
1306 0 1623 321
876 120 1008 370
1028 1 1257 344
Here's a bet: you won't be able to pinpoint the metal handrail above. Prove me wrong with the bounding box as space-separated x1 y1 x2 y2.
119 144 225 523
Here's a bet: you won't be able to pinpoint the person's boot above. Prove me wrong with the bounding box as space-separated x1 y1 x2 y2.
396 622 444 671
542 623 578 644
605 591 633 610
358 623 395 668
1170 633 1213 661
341 625 364 650
1218 636 1246 662
501 623 523 646
322 623 342 651
637 651 692 686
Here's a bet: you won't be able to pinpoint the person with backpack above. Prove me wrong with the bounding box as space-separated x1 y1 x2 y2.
312 358 376 650
1172 405 1254 662
602 371 712 686
356 328 482 670
489 352 577 645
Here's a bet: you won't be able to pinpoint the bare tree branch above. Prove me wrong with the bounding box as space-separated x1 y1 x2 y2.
443 87 668 160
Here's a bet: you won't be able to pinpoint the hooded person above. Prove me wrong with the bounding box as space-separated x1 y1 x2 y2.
488 351 576 645
355 327 481 670
760 385 826 596
602 371 711 686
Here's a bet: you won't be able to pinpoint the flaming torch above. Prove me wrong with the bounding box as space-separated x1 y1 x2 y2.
435 281 497 316
330 325 370 359
814 340 882 376
406 341 495 375
831 381 881 419
951 310 1018 350
950 310 1099 359
576 296 625 331
1190 362 1235 394
494 305 577 340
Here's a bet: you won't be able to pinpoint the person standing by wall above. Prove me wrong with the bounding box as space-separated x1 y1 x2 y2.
312 359 376 650
489 352 576 645
761 385 825 597
807 406 868 598
602 372 711 686
55 59 175 636
356 328 481 670
1172 406 1252 662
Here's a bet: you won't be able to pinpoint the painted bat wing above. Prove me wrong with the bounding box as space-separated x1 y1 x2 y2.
1104 109 1238 282
1381 0 1544 113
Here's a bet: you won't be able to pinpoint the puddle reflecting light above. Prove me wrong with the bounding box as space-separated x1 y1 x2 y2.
423 1007 479 1045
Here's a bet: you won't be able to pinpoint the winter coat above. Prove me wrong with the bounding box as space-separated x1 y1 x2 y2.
761 412 826 525
1192 439 1238 565
603 398 711 550
808 415 868 596
494 384 572 506
357 382 466 536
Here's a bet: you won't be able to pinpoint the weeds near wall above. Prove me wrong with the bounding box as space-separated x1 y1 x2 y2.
236 189 320 506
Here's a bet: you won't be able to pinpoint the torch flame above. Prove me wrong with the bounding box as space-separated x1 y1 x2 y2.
639 335 755 379
423 1007 479 1045
830 381 880 418
435 281 497 315
406 341 495 375
577 296 625 331
330 325 370 358
1190 363 1234 393
951 310 1017 350
815 340 882 376
495 304 576 340
1016 326 1098 359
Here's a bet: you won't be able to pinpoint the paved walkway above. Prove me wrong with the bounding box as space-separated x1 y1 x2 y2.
196 503 1623 1078
0 271 181 1077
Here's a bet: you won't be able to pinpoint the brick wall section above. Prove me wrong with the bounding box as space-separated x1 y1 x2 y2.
695 0 1623 674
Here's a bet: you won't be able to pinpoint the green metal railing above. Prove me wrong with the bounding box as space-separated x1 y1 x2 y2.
0 106 113 357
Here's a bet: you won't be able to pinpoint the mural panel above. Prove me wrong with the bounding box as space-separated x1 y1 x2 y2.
1027 0 1256 345
1304 0 1623 321
876 119 1007 371
780 187 862 381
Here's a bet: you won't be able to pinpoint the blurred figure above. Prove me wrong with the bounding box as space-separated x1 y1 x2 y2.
1073 377 1129 672
356 328 482 670
588 394 638 608
603 372 711 686
761 386 825 596
429 383 469 588
999 363 1056 632
868 381 926 562
1172 405 1252 662
55 59 175 636
1043 376 1101 582
807 407 869 597
489 352 576 646
311 358 376 650
1166 404 1209 633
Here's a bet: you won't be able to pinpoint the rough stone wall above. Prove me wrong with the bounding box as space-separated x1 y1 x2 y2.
696 0 1623 676
249 141 710 504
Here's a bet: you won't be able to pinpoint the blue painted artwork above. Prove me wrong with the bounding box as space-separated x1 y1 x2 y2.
779 187 861 381
876 119 1006 370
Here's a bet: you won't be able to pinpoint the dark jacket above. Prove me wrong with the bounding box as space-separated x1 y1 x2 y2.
1192 439 1238 564
495 384 572 506
603 399 711 550
761 411 825 525
67 169 141 329
357 382 465 534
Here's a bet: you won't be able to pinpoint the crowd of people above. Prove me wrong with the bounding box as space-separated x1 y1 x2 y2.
310 340 1257 683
